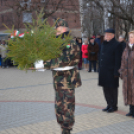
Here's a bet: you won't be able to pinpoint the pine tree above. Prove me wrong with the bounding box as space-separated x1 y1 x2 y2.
5 9 72 71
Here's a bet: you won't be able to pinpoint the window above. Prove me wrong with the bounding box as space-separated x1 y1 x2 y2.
41 0 45 3
20 0 31 8
21 0 32 23
23 12 32 23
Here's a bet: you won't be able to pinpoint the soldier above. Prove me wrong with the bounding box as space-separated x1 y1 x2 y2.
44 19 82 134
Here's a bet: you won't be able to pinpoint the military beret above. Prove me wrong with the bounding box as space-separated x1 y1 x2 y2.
55 18 68 28
104 28 115 34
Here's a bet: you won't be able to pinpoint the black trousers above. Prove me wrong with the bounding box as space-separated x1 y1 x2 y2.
1 58 8 67
129 105 134 113
89 61 96 72
103 87 118 108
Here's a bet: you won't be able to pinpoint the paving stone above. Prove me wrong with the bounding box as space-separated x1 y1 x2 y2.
0 68 133 134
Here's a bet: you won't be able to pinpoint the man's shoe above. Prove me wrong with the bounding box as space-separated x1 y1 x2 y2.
107 107 118 113
102 106 110 112
126 105 134 117
132 114 134 118
131 105 134 118
126 112 133 116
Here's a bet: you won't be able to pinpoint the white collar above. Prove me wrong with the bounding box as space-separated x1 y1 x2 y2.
129 43 133 49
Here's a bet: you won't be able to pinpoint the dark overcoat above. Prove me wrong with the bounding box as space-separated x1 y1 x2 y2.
98 38 122 88
88 42 99 61
120 41 126 55
119 44 134 105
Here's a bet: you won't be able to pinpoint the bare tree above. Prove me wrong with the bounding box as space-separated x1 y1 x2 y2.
82 0 134 38
2 0 68 30
82 0 104 37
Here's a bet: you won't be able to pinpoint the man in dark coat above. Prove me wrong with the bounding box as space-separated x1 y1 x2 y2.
76 38 82 70
119 35 126 55
99 28 122 113
88 37 99 72
95 34 103 72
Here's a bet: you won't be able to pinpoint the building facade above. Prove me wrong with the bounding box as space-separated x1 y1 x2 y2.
0 0 82 37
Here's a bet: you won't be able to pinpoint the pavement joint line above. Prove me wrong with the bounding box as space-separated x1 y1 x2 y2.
1 69 133 133
0 101 127 116
0 78 97 90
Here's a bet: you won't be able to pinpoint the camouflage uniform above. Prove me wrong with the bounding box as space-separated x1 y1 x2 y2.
44 21 82 133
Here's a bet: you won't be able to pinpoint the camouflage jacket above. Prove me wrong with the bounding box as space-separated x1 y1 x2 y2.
44 39 80 69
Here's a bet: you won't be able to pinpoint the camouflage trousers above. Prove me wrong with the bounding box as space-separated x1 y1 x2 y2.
55 88 75 133
52 68 81 133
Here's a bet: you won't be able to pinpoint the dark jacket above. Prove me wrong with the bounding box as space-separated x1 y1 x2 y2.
95 38 101 52
88 42 99 61
120 41 126 55
98 38 122 88
76 39 82 58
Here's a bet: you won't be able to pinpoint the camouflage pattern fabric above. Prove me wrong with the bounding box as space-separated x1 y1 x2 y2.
52 68 81 89
56 19 68 28
55 88 75 132
44 40 81 70
44 37 82 133
52 68 81 132
62 128 71 134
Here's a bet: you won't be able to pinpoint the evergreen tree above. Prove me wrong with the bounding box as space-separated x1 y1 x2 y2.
5 10 72 70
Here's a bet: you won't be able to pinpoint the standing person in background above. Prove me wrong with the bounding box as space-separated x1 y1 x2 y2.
119 31 134 118
44 19 82 134
95 34 101 50
76 38 82 70
88 36 99 72
0 39 8 69
7 36 13 67
99 28 122 113
95 34 102 72
97 35 104 72
100 35 104 46
119 35 126 55
82 39 89 71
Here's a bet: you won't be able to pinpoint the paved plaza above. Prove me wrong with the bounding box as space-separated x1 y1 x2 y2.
0 67 134 134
